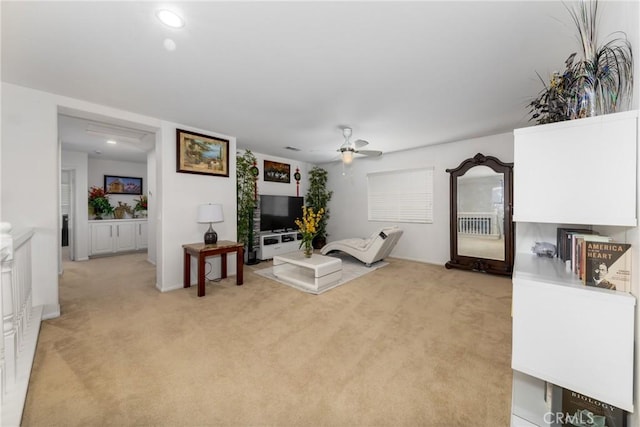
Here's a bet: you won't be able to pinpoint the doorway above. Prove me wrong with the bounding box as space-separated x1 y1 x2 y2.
57 107 158 279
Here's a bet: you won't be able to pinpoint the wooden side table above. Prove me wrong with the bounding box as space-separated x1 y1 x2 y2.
182 241 244 297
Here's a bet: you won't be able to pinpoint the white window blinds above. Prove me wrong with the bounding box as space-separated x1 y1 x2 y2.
367 168 434 223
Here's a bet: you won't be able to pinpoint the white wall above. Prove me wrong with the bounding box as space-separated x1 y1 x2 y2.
147 149 157 265
250 151 312 198
598 0 639 110
157 122 238 292
61 150 89 261
322 132 514 266
2 84 62 318
87 157 147 213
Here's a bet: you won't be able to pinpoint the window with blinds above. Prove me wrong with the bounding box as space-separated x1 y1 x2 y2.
367 168 433 223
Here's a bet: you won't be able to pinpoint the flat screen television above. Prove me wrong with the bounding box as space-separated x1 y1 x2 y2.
260 195 304 232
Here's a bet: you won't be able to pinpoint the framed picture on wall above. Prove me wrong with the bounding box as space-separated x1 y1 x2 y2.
104 175 143 195
176 128 230 177
264 160 291 183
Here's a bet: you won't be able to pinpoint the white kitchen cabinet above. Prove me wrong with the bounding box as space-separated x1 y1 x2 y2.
114 222 136 252
89 219 147 256
90 222 116 255
136 221 148 249
511 111 638 425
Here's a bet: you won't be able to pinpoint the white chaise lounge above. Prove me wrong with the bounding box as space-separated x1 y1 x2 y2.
320 227 403 267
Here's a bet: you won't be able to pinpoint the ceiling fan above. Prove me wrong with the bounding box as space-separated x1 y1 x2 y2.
338 127 382 164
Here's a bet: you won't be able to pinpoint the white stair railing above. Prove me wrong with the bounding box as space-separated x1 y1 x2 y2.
457 211 500 237
1 222 42 427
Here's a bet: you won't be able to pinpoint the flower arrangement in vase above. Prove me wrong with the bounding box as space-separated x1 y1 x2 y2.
134 195 148 217
295 206 324 258
88 186 114 219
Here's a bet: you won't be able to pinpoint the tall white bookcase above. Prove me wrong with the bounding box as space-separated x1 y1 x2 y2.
510 111 639 426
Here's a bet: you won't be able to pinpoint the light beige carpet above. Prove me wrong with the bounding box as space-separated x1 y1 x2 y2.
21 252 513 426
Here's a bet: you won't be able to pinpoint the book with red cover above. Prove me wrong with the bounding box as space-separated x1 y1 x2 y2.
578 235 613 282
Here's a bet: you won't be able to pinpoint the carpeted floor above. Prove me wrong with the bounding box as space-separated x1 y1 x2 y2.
21 251 513 426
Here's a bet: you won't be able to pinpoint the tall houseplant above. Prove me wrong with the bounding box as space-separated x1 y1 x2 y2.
305 166 332 249
236 150 259 263
529 0 633 123
567 0 633 118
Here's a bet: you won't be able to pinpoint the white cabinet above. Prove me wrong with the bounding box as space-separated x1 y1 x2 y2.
89 219 147 256
513 255 635 411
258 231 302 260
90 222 115 255
511 111 638 424
114 222 136 252
136 222 148 249
513 111 637 226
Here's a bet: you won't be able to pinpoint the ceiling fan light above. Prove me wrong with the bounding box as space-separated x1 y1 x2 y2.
156 9 184 28
342 150 354 165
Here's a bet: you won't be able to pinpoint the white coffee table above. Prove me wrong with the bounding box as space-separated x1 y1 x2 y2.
273 251 342 294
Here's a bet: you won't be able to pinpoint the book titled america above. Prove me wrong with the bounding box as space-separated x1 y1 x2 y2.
583 241 632 293
561 388 626 427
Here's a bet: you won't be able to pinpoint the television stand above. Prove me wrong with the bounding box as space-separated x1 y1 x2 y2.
258 231 302 260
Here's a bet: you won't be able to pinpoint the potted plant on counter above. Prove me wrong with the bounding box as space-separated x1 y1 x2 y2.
88 186 114 220
134 195 148 218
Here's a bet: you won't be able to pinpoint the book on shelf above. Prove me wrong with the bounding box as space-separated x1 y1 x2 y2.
561 387 627 427
577 235 614 281
583 241 632 293
556 227 593 262
570 233 601 274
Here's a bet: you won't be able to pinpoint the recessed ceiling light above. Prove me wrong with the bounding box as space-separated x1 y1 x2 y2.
156 9 184 29
106 140 117 145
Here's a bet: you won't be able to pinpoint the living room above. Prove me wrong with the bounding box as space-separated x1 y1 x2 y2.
2 1 640 426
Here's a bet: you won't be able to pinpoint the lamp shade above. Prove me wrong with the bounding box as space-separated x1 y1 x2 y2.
197 203 224 223
342 150 354 165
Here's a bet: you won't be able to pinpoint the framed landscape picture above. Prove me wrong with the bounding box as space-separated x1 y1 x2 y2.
104 175 143 195
264 160 291 183
176 129 230 177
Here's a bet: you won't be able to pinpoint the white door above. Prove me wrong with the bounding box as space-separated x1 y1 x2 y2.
115 222 137 252
91 223 114 255
136 222 148 250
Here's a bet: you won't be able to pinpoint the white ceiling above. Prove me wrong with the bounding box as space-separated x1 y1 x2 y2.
2 1 589 164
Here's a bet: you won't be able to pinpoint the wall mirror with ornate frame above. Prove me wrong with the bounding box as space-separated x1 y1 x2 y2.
445 153 514 276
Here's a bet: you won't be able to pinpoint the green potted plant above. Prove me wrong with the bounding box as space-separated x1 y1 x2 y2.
236 150 259 264
134 195 148 218
528 0 633 124
305 166 333 249
88 186 114 219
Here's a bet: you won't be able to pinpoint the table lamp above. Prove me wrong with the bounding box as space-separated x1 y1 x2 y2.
197 203 224 245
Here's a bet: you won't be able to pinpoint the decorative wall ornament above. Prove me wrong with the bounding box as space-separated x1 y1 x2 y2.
264 160 291 183
294 167 301 196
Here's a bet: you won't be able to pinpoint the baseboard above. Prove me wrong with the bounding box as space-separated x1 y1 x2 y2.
41 303 61 320
1 304 43 427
